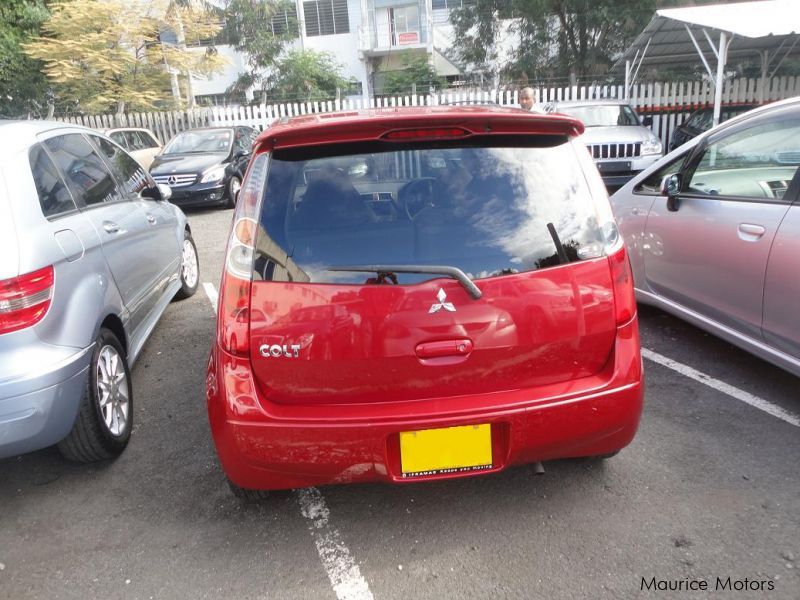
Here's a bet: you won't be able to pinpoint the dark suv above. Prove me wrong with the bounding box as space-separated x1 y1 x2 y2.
150 126 256 209
206 107 644 497
669 104 758 151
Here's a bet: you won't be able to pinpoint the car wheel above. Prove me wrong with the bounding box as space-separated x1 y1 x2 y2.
227 478 272 501
57 328 132 462
173 231 199 300
225 175 242 209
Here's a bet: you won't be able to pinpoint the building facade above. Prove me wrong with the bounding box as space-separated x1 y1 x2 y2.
191 0 465 104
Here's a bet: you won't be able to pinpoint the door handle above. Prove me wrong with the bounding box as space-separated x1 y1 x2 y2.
146 214 157 225
737 223 766 241
102 221 120 234
415 339 473 359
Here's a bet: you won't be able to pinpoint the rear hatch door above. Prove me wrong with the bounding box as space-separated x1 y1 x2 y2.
249 126 617 405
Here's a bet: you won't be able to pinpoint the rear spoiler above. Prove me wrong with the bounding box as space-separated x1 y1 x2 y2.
255 109 584 152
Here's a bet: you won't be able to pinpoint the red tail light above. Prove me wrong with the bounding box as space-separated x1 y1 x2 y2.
383 127 470 141
608 246 636 326
218 153 269 356
0 266 55 335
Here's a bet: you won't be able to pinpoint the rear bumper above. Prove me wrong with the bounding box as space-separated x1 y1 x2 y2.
207 319 644 491
0 346 91 459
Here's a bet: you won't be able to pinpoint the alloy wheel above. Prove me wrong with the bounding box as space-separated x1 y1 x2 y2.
230 177 242 202
182 239 198 289
96 345 130 437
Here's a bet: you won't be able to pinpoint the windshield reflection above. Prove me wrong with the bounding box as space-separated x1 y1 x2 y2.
163 129 233 154
254 140 604 284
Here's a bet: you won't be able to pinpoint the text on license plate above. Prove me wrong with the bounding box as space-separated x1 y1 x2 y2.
399 424 492 478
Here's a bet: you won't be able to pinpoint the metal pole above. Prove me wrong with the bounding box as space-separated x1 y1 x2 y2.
624 60 631 101
760 49 769 104
712 31 727 127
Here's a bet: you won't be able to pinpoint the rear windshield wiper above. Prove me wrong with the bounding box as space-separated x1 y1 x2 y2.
328 264 482 300
547 222 570 265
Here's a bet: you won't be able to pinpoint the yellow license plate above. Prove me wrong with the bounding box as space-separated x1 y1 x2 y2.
399 424 493 477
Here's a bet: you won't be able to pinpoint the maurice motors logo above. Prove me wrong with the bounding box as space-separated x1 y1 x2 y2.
429 288 456 314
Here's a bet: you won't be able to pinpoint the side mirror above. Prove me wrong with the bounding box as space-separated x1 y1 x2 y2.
641 115 654 127
660 173 682 211
141 183 172 202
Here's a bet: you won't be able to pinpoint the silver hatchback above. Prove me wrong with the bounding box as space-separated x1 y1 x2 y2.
610 98 800 377
0 121 200 461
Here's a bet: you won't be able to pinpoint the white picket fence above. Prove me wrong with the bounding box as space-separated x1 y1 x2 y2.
55 76 800 149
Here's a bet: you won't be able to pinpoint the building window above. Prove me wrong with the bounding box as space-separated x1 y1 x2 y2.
391 4 419 36
304 0 349 37
432 0 464 9
271 6 299 36
374 4 420 46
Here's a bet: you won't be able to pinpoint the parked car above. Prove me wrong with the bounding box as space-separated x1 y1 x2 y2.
103 127 163 170
550 100 663 187
0 121 199 462
669 104 758 151
149 126 256 209
610 97 800 377
206 106 644 497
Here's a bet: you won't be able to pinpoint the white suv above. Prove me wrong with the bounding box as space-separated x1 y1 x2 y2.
551 100 663 188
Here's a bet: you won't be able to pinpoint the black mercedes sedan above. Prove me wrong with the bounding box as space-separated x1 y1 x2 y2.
150 126 257 209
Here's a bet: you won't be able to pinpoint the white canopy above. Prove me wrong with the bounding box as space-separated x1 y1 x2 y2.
614 0 800 125
657 0 800 39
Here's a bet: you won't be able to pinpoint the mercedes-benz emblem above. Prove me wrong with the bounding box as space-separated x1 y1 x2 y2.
167 175 177 185
429 288 456 314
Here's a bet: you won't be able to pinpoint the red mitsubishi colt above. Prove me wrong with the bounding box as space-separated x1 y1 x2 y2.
206 106 643 497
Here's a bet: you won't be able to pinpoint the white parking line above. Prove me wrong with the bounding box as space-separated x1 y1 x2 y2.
203 282 218 313
642 348 800 428
201 282 373 600
297 488 375 600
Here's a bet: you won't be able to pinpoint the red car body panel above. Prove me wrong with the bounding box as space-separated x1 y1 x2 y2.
206 107 643 491
248 259 617 405
207 316 642 490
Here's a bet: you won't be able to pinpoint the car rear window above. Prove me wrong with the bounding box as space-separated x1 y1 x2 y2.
254 137 606 284
29 144 77 218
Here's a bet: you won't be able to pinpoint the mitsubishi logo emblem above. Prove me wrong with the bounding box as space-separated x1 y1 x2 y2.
167 175 177 185
429 288 456 314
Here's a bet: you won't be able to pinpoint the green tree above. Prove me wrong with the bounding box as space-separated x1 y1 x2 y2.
381 53 446 95
219 0 297 96
0 0 51 117
24 0 225 113
263 49 352 103
450 0 655 82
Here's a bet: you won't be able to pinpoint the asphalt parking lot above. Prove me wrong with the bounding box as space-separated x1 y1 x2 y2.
1 208 798 600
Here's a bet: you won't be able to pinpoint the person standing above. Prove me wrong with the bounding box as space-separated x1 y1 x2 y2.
519 87 546 114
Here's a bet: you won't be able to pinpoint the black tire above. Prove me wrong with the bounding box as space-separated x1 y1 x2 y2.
173 231 199 301
228 478 271 501
224 175 241 209
58 328 132 463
